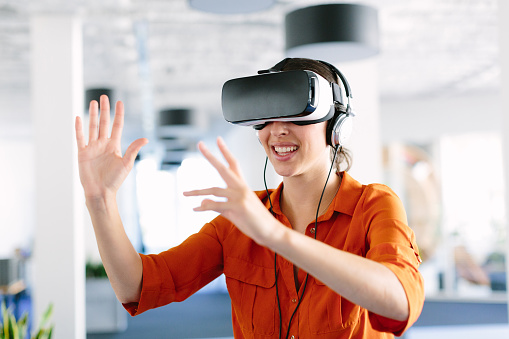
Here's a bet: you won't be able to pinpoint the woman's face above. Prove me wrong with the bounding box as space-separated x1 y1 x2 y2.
257 121 331 179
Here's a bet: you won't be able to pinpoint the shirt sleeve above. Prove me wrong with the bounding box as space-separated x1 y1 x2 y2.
123 219 227 316
362 184 425 336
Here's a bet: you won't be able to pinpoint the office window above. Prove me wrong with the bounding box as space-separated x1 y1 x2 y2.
135 154 227 292
135 155 222 253
384 131 506 298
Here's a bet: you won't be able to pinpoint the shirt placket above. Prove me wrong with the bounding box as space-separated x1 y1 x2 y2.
277 225 320 339
271 190 333 339
278 254 300 339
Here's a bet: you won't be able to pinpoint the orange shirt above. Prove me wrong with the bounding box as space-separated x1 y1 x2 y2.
124 172 424 338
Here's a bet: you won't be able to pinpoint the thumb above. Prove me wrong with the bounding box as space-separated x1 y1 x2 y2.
123 138 149 168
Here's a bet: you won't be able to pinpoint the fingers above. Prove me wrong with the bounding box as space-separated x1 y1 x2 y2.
192 199 224 213
184 186 230 213
123 138 149 168
197 141 233 184
197 139 245 188
88 100 99 141
110 101 124 144
87 96 125 145
75 116 86 149
187 138 248 214
98 95 111 139
183 187 229 198
216 137 243 179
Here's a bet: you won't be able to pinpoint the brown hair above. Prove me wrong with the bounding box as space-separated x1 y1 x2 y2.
278 58 353 172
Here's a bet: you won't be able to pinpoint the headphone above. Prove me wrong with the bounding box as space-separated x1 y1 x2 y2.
263 58 355 147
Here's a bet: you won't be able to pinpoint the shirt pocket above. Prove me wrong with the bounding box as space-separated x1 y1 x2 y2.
224 256 276 336
309 279 361 334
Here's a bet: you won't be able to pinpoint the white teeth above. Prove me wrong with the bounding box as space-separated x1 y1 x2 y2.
274 146 298 154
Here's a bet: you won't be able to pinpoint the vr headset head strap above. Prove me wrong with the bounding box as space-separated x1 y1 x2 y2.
316 60 353 116
316 60 352 99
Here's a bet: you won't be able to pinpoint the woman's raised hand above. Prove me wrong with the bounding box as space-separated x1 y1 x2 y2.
183 137 281 245
75 95 148 200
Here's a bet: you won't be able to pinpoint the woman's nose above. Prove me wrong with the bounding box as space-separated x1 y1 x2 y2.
269 121 290 136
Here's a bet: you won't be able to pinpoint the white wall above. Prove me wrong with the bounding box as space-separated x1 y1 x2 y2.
381 91 501 143
339 58 383 184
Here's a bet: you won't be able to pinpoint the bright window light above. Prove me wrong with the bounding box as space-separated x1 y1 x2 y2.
135 154 224 253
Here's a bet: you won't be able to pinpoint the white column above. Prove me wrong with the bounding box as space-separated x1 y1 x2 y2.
499 0 509 322
31 15 85 339
336 58 382 184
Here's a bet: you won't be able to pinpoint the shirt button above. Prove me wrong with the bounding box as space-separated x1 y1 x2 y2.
310 227 315 234
290 336 295 339
291 298 297 303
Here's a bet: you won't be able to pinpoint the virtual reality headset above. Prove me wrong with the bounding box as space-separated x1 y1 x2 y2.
221 68 346 129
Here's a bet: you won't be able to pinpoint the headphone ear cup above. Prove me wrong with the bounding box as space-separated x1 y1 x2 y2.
330 113 353 147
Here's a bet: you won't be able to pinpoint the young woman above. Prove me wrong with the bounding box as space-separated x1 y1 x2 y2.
75 58 424 339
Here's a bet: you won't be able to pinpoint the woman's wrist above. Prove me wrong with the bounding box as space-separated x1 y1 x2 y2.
260 219 290 252
85 190 117 213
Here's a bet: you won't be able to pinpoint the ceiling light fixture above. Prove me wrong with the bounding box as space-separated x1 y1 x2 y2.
85 88 114 113
188 0 275 14
285 3 379 62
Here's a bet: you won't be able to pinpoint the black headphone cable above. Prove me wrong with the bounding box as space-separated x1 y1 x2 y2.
263 145 339 339
264 156 282 339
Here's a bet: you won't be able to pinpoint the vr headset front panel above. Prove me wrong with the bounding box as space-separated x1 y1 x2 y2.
222 70 334 127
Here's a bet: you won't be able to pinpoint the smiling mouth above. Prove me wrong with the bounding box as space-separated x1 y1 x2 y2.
274 146 298 156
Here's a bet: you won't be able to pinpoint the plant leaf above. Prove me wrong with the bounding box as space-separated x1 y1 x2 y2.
17 313 28 339
38 304 53 329
8 312 19 339
1 300 8 337
32 328 42 339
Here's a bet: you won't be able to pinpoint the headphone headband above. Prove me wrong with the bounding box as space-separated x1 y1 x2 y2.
260 58 353 116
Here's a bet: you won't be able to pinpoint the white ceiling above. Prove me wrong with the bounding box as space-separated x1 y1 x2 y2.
0 0 500 136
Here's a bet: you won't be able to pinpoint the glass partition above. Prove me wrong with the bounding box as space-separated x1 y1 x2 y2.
383 131 506 300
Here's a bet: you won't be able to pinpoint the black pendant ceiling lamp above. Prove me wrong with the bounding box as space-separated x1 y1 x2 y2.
188 0 275 14
285 3 379 62
84 88 113 112
157 108 197 169
157 108 196 138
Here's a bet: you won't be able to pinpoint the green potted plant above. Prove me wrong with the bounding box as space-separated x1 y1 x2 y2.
0 300 53 339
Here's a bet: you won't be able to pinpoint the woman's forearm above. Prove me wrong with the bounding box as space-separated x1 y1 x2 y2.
265 225 409 321
86 194 143 304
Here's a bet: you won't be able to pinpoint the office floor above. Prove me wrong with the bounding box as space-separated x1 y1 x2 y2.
85 293 509 339
6 290 509 338
405 324 509 339
87 292 234 339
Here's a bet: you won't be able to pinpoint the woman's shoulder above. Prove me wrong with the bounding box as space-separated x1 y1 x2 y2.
364 182 400 198
339 172 404 215
342 172 400 200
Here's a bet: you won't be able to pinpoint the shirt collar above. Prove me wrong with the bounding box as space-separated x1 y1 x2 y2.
263 171 364 219
264 182 284 215
333 171 364 217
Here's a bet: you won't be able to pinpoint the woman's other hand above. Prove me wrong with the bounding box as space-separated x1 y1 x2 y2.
75 95 148 200
183 137 281 245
